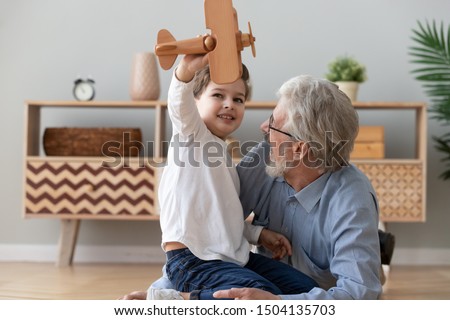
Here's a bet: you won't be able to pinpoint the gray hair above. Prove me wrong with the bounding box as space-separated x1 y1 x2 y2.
278 75 359 172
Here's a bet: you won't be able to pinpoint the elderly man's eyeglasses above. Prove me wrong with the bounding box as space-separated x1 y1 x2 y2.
268 114 293 138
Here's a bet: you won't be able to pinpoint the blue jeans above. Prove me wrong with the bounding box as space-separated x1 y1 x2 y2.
166 248 318 300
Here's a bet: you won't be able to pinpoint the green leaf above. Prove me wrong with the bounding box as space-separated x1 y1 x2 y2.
410 20 450 180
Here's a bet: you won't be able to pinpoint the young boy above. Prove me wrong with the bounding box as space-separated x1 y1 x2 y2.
153 54 317 300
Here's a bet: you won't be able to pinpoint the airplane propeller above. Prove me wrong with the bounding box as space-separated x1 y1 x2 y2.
241 22 256 58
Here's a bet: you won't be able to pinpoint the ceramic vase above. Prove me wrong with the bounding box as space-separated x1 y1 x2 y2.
129 52 160 101
335 81 359 102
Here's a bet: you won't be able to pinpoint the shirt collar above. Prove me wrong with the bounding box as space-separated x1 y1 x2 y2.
293 171 331 213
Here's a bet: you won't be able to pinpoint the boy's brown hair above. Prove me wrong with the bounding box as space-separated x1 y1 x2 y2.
193 64 252 101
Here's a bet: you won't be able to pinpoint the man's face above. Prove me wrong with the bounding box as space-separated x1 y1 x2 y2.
264 99 295 177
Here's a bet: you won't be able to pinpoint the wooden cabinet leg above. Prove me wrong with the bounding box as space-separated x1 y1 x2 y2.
56 220 80 267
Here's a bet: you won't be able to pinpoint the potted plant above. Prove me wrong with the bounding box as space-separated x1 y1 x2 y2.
409 20 450 180
325 54 367 101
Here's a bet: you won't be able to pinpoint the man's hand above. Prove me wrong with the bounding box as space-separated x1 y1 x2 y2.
213 287 281 300
258 228 292 260
118 290 147 300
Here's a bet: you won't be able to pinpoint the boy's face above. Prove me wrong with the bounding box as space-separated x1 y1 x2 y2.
195 79 246 140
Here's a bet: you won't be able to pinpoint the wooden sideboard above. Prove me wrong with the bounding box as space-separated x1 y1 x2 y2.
24 101 167 266
23 100 427 266
351 102 427 223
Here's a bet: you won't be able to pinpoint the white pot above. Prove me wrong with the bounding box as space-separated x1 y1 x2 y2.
335 81 359 102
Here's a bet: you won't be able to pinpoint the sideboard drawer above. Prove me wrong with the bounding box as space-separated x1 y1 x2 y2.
24 158 161 219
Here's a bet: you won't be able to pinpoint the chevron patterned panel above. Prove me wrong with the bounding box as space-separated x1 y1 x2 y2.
25 159 160 219
355 162 424 222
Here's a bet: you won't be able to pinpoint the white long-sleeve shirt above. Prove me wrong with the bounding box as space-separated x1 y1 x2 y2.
159 75 262 266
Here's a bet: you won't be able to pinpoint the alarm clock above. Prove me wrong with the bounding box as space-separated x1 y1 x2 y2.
73 78 95 101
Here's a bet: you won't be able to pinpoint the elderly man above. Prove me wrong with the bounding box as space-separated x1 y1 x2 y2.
212 75 382 299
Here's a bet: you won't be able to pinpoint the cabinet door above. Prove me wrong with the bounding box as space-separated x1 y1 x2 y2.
24 159 161 219
355 162 424 222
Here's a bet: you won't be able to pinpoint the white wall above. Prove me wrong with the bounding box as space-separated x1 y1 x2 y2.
1 0 449 265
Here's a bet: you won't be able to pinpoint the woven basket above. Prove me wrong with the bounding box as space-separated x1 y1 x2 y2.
43 127 142 157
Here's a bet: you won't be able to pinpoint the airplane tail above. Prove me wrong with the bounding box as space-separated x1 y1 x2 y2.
154 29 178 70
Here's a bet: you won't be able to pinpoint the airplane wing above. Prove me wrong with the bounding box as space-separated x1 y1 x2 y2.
204 0 242 84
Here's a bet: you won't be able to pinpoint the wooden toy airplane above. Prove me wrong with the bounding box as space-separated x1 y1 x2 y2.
154 0 256 84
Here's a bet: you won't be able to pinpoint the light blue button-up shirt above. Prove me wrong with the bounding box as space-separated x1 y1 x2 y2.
238 142 382 299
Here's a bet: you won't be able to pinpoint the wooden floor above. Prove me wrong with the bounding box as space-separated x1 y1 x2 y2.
0 262 449 300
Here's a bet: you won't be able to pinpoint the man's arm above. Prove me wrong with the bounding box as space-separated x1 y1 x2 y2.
237 141 272 220
239 142 293 260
